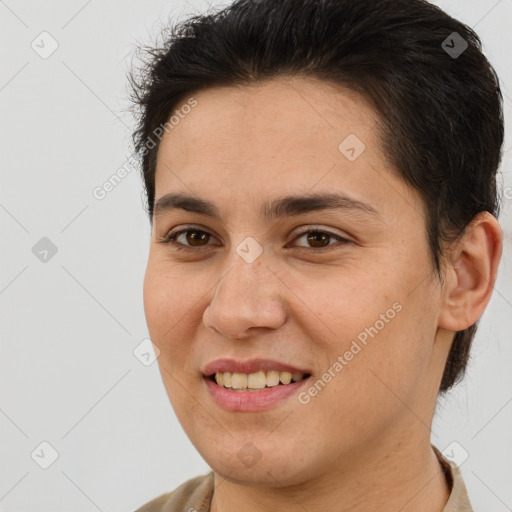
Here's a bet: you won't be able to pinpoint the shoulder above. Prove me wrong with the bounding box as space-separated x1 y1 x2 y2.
134 472 215 512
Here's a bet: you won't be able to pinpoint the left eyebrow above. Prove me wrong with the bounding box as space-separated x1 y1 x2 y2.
153 191 384 222
261 192 383 222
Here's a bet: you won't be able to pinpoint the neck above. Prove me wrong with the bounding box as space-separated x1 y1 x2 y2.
210 435 450 512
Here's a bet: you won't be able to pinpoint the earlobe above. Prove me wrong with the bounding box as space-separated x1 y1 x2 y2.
438 212 503 332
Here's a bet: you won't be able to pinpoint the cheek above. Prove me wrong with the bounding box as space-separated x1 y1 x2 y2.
287 264 402 346
143 260 207 369
143 261 185 360
144 259 196 329
143 263 170 336
292 261 433 396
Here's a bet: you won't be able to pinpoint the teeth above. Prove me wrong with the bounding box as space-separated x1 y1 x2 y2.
213 370 307 390
280 371 292 384
247 371 266 389
266 370 280 387
222 372 232 388
231 373 247 389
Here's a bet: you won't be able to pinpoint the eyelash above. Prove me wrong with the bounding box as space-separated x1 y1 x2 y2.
157 225 353 253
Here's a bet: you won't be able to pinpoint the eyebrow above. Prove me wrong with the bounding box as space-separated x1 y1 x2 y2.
153 192 383 222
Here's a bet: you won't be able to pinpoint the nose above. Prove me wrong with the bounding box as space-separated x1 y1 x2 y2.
203 256 287 340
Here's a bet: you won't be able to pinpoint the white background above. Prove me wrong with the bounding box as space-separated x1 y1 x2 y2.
0 1 511 510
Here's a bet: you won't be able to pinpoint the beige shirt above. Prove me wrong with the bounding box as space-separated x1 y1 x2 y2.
134 445 474 512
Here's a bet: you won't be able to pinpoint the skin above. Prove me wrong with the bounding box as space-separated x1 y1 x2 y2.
143 76 503 512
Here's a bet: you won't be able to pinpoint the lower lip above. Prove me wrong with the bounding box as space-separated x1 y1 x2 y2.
204 376 311 411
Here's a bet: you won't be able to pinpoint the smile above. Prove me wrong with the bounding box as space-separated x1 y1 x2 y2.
211 370 310 391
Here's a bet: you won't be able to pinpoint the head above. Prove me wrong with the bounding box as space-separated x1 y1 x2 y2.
130 0 503 485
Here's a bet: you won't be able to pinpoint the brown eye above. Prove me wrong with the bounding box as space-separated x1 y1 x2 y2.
305 231 331 248
158 226 351 253
159 227 220 251
291 229 352 251
182 229 211 246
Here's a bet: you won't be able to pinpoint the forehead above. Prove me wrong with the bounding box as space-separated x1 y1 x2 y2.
153 77 420 224
158 76 380 161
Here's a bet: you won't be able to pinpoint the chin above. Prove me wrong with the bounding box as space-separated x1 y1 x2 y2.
201 445 318 488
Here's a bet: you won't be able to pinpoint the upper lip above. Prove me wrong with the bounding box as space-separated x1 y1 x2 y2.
202 358 312 377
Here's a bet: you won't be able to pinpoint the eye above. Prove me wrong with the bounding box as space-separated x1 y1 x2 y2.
157 225 352 253
157 226 220 251
289 228 352 252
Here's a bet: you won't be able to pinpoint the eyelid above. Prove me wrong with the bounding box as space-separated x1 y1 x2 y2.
158 224 222 246
290 225 353 242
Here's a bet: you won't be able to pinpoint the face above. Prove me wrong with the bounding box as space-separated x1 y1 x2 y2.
143 77 450 486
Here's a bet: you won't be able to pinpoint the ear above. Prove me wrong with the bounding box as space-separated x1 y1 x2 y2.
438 212 503 332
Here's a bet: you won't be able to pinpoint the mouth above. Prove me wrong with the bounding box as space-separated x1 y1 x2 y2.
207 370 312 392
201 358 313 410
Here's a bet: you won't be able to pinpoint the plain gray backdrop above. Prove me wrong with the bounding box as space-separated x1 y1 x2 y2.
1 0 511 510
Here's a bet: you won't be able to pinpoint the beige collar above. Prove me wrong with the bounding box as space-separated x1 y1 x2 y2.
433 444 474 511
